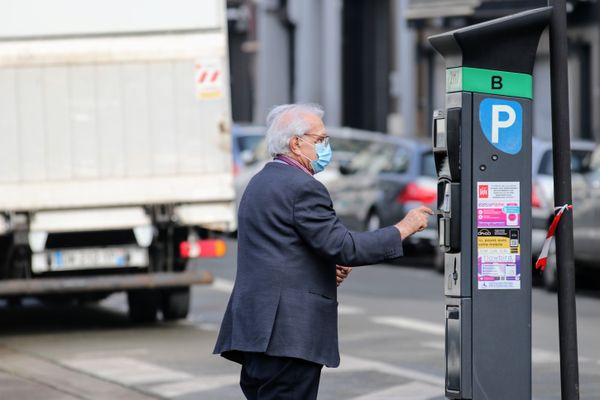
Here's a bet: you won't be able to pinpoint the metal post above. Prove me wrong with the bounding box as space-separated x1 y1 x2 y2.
548 1 580 399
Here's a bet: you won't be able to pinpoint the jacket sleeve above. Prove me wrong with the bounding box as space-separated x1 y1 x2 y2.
293 177 403 266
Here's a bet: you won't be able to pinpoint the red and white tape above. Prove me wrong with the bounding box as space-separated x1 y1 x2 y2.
535 204 573 271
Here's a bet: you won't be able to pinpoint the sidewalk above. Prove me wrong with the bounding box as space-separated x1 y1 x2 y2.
0 346 157 400
0 370 79 400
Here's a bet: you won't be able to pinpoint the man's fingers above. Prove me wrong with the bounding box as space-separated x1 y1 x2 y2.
336 266 352 287
336 267 351 278
417 206 434 215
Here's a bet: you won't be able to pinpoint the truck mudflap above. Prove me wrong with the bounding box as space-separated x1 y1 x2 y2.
0 271 213 296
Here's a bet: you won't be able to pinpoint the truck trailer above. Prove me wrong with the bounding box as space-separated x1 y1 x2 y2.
0 0 235 321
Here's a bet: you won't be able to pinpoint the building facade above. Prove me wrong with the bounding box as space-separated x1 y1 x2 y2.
228 0 600 141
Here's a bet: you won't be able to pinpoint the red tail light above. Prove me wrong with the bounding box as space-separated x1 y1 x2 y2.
532 184 541 208
180 239 227 258
396 182 437 205
232 162 240 176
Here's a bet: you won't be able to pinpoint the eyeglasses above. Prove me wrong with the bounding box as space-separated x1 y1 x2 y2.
303 133 330 146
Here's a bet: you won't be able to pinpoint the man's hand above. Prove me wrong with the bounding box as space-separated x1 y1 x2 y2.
336 265 352 287
394 206 434 239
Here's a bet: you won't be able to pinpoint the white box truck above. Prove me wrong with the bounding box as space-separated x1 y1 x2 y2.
0 0 235 321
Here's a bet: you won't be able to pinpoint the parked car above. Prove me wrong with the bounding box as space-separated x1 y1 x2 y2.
325 136 438 266
572 144 600 266
231 124 265 176
532 138 596 259
532 138 597 290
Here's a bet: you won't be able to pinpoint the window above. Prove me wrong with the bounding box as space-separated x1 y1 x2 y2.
421 152 437 177
538 149 592 175
236 135 264 153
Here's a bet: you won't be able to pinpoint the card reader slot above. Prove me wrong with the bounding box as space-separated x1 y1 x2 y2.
437 181 461 253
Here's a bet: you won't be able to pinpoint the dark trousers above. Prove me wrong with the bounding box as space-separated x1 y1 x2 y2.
240 352 323 400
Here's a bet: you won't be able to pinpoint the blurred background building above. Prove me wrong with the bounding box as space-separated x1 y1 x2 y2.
227 0 600 141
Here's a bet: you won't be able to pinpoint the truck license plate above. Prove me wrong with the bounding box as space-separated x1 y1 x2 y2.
44 247 148 271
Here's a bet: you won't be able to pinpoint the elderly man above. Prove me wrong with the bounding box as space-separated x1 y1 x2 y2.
214 103 433 400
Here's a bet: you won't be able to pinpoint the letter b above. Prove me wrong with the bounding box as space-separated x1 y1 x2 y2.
491 76 503 90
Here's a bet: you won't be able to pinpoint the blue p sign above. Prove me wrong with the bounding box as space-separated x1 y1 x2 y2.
479 98 523 155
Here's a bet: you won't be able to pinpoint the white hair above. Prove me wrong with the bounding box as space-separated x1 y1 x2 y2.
265 103 324 157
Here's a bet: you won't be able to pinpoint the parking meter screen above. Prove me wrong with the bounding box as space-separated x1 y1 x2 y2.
435 119 447 148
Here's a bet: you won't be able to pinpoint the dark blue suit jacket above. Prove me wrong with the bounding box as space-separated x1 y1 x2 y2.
213 161 403 367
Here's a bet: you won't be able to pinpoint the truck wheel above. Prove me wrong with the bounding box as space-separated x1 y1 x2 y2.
39 295 75 307
7 297 22 307
365 211 381 231
127 290 159 323
161 287 191 321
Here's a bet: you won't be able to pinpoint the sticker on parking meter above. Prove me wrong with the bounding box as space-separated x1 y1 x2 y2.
479 98 522 155
477 229 521 290
477 182 520 228
477 182 521 290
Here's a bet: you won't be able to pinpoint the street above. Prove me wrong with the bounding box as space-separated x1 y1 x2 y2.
1 238 600 400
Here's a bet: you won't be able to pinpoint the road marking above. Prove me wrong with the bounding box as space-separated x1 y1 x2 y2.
62 357 193 385
147 374 238 398
190 321 220 331
532 348 591 364
325 354 444 387
371 316 445 336
532 348 560 364
420 341 589 366
338 304 364 315
68 348 149 360
186 313 222 331
340 330 401 343
211 278 234 293
350 381 442 400
421 341 445 350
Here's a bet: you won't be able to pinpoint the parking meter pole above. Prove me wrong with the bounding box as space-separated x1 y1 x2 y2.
548 0 581 398
429 8 551 399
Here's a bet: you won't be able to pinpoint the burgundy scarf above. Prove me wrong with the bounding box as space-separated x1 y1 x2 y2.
274 154 314 176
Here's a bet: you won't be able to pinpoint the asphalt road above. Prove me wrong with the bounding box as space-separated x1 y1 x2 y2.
1 238 600 399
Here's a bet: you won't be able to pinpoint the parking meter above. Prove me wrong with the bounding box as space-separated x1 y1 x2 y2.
429 7 551 399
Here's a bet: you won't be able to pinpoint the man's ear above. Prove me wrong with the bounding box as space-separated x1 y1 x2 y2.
289 136 300 154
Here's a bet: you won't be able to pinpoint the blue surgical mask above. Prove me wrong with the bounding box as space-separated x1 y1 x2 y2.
298 137 332 174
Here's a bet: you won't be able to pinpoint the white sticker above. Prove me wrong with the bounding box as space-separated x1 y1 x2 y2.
194 57 224 100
